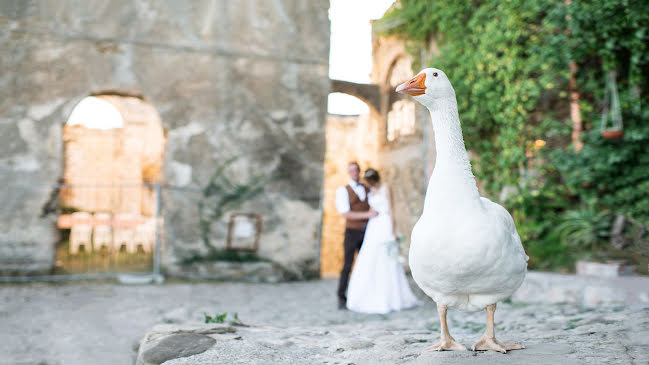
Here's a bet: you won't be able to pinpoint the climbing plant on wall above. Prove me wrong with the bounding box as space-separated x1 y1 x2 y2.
196 157 267 258
378 0 571 194
379 0 649 271
552 0 649 225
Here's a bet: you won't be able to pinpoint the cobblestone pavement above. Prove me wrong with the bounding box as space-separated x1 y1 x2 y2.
1 279 647 365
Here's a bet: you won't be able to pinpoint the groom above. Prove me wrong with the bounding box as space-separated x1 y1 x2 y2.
334 161 377 309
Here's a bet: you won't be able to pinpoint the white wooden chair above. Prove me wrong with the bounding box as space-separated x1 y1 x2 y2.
113 213 137 253
134 218 156 253
69 212 92 254
92 213 112 252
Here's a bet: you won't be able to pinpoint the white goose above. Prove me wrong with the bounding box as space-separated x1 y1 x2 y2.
396 68 529 353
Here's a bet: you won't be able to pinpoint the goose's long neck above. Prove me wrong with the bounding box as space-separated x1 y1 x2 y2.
427 97 481 203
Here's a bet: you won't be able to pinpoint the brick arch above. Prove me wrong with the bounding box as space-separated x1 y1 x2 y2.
329 78 408 117
329 79 381 115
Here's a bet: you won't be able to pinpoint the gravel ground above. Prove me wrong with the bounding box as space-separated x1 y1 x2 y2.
1 279 648 365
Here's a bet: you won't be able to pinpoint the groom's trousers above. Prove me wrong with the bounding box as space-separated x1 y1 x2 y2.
337 227 366 301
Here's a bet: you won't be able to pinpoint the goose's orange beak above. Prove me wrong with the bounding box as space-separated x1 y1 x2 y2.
395 73 426 96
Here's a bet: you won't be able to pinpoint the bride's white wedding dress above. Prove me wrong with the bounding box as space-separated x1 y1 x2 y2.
346 184 421 314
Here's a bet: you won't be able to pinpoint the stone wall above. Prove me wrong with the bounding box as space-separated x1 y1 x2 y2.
0 0 330 276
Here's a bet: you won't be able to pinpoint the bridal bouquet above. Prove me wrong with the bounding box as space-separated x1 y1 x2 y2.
385 233 406 264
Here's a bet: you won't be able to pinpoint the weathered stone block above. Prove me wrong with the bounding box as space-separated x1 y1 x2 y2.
141 333 216 365
136 324 236 365
576 260 635 278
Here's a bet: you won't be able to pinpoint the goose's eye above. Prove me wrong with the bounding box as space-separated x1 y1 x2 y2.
433 72 438 77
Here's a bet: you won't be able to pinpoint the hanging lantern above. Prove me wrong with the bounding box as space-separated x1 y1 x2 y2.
600 70 624 140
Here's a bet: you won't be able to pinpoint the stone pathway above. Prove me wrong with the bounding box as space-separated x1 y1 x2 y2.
0 279 648 365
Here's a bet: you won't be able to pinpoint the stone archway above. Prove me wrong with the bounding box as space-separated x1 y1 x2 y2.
385 56 417 142
321 80 384 278
57 94 166 273
321 61 421 278
330 79 381 115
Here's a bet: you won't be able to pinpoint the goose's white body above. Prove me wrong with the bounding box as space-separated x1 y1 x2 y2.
408 70 528 313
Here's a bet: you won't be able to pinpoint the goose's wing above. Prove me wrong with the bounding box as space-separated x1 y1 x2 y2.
481 197 529 262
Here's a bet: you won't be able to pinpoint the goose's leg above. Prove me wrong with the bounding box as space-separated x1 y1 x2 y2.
422 303 467 352
472 303 524 353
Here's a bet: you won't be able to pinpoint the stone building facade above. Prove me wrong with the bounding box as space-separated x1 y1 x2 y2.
320 33 435 277
0 1 330 276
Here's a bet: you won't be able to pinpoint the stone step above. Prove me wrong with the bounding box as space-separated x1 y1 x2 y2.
512 271 649 306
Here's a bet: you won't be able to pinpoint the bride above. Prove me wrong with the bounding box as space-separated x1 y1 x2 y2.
346 168 421 314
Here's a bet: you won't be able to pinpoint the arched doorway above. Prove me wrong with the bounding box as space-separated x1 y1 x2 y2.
56 94 165 273
386 56 417 142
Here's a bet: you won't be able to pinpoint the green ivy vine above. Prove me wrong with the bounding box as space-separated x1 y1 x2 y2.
379 0 649 271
